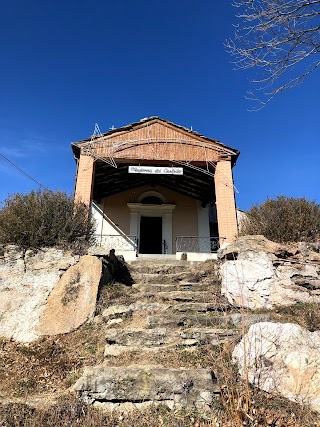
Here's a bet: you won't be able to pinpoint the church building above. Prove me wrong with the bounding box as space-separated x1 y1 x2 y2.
72 117 239 260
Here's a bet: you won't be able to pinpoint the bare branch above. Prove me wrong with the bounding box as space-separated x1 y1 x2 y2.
226 0 320 109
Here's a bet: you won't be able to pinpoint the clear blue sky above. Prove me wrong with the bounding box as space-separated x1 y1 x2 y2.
1 1 319 210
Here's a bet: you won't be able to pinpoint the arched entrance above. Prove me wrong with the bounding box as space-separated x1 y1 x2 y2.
128 191 175 254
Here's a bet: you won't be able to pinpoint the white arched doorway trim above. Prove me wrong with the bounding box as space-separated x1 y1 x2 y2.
127 202 175 254
137 191 167 203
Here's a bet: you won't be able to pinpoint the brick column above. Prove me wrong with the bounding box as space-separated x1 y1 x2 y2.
214 160 238 244
74 154 95 207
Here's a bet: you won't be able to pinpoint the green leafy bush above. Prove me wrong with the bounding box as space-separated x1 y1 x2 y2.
241 196 320 243
0 190 95 250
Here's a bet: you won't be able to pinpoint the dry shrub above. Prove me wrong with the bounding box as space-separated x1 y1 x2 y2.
0 190 94 252
241 196 320 243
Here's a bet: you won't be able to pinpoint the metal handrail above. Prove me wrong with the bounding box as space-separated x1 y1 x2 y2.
175 236 224 253
92 234 137 251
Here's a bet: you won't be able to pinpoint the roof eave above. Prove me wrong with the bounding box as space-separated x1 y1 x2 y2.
71 116 240 163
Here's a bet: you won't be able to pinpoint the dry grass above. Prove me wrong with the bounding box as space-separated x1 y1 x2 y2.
0 399 219 427
95 282 138 314
0 322 106 399
1 391 319 427
104 344 217 369
270 302 320 331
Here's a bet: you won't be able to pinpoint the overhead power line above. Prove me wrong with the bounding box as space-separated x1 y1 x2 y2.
0 152 49 191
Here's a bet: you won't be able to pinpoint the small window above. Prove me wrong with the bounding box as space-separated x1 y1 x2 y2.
140 196 163 205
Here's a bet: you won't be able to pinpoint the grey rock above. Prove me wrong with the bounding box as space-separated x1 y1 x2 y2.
73 366 218 409
0 246 99 342
220 236 320 309
233 322 320 413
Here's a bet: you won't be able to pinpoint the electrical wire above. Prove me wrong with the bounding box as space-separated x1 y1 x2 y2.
0 152 49 190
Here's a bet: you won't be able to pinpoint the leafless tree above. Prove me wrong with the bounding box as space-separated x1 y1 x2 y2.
226 0 320 109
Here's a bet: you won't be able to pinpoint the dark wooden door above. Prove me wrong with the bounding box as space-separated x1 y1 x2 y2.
139 217 162 254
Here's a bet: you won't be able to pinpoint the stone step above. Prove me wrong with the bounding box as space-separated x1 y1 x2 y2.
146 312 271 328
73 365 218 410
128 263 192 274
104 327 237 356
146 314 232 328
132 282 212 293
127 301 227 314
172 302 229 312
135 290 216 303
129 302 171 313
132 272 201 285
157 290 216 303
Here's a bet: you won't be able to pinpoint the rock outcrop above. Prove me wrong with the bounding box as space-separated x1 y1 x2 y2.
233 322 320 413
219 235 320 309
0 246 101 342
37 255 102 336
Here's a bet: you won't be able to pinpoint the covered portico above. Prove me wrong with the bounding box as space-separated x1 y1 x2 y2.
72 117 239 260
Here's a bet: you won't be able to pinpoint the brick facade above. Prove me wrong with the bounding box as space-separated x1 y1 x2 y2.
74 154 95 206
215 160 238 244
72 118 240 250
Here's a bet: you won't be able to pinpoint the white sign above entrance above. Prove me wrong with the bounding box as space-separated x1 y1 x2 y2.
128 166 183 175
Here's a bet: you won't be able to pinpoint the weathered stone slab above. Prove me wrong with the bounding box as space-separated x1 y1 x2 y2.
105 328 171 347
173 302 227 312
102 304 133 321
147 313 270 329
132 272 200 285
129 263 189 274
37 255 102 336
73 366 218 409
104 327 236 355
132 283 178 292
129 302 170 312
157 291 213 303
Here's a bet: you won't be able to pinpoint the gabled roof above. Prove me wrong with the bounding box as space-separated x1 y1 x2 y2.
72 116 239 164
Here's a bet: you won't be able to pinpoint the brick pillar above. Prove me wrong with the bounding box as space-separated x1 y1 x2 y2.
214 160 238 244
74 154 95 207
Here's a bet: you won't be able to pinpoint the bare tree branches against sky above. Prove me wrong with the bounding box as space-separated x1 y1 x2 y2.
226 0 320 109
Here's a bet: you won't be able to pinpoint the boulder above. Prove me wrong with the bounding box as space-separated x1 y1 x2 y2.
37 255 102 336
219 236 320 309
233 322 320 413
0 246 101 342
218 235 294 261
0 246 79 342
73 365 217 410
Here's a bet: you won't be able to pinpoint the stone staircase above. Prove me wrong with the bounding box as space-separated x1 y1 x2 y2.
74 258 242 411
